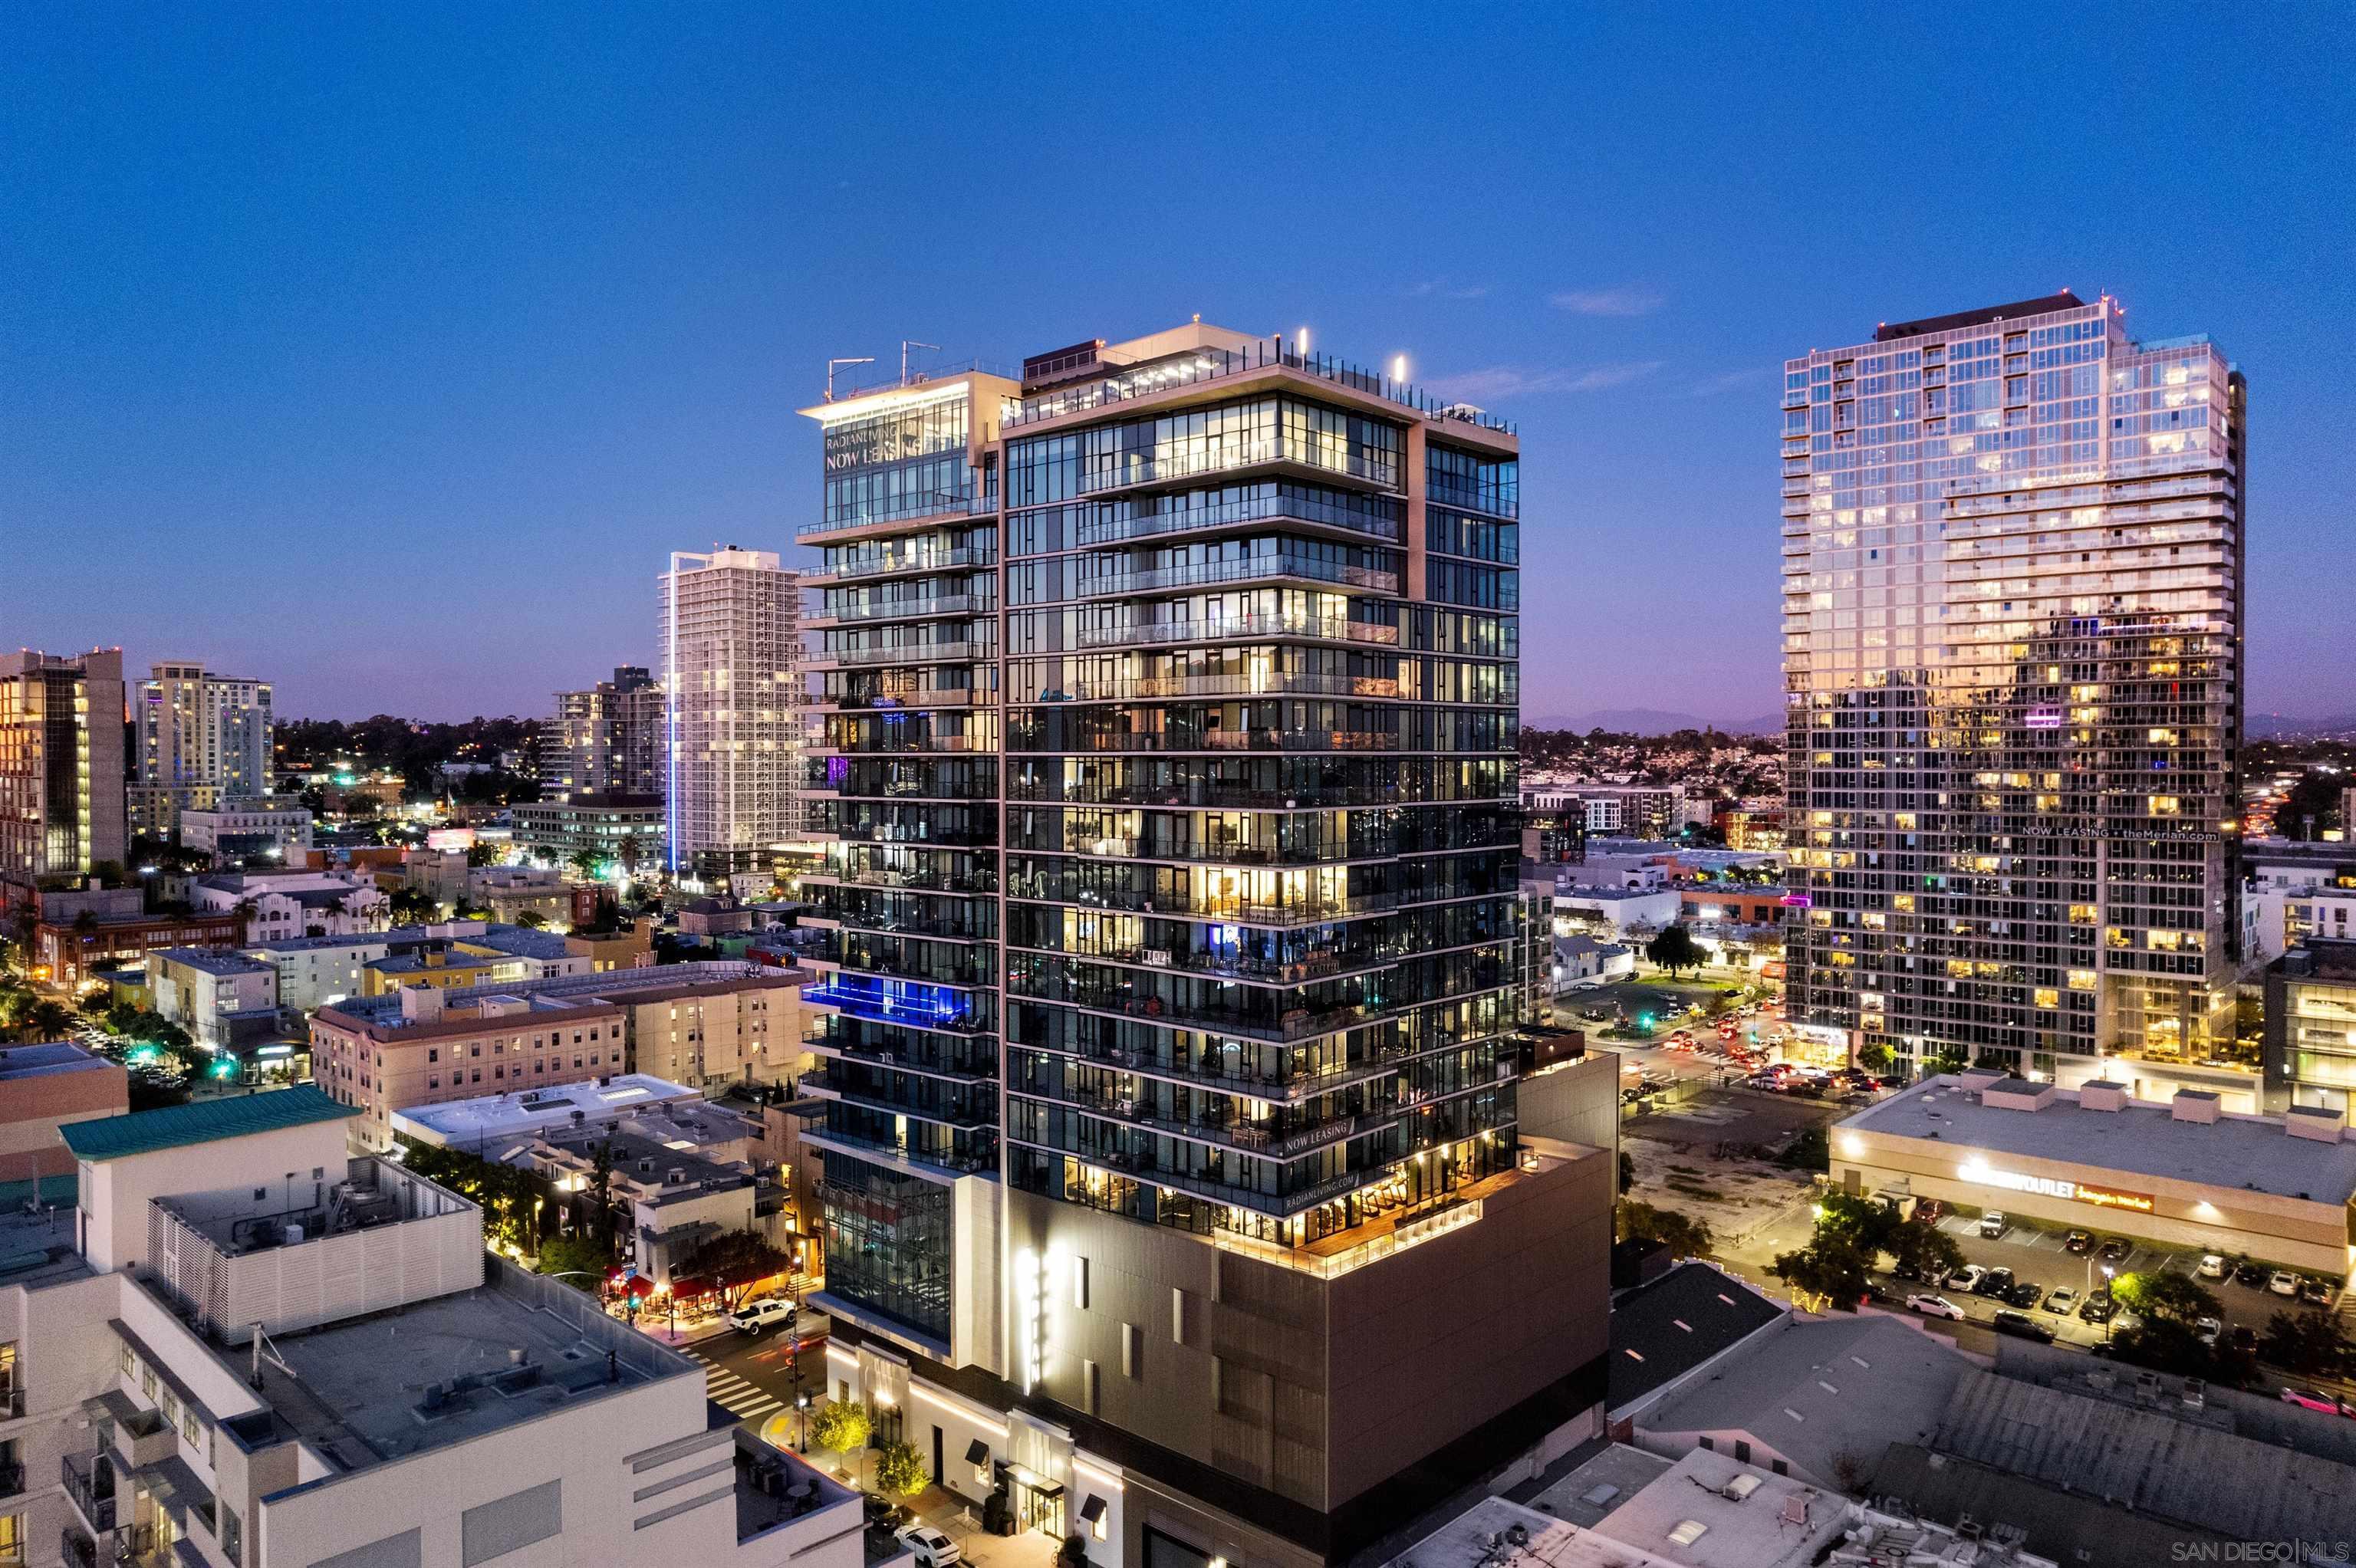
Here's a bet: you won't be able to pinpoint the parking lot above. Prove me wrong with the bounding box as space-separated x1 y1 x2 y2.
1884 1205 2343 1349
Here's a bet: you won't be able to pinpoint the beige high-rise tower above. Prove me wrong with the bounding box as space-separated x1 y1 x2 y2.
658 547 803 882
1780 292 2246 1099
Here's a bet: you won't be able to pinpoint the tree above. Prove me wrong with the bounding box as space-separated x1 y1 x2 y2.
618 834 646 876
535 1231 612 1286
1058 1536 1091 1568
872 1440 929 1500
1855 1041 1893 1074
674 1228 794 1310
569 849 603 883
2112 1269 2219 1330
1645 925 1706 978
808 1399 870 1460
388 887 440 925
1771 1234 1873 1310
2262 1310 2348 1377
1615 1199 1713 1259
1884 1218 1965 1284
1617 1150 1637 1196
464 842 501 869
1923 1047 1970 1080
514 911 548 929
23 1000 74 1040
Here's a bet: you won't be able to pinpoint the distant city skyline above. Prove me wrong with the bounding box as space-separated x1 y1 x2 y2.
6 9 2348 722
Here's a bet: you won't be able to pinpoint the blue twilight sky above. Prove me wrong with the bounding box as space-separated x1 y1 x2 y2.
6 5 2351 725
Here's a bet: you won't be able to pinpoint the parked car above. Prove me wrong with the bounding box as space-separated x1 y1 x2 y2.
1946 1264 1988 1294
2228 1324 2259 1356
1907 1294 1966 1320
1975 1267 2016 1298
2235 1261 2269 1287
729 1297 797 1336
2301 1277 2338 1307
2195 1317 2223 1346
2042 1286 2078 1316
1992 1310 2055 1343
2197 1254 2227 1280
2079 1293 2116 1324
1979 1211 2008 1239
2098 1238 2131 1261
864 1495 908 1529
2271 1271 2302 1297
1913 1198 1945 1226
2007 1281 2044 1310
2065 1230 2094 1254
895 1527 962 1568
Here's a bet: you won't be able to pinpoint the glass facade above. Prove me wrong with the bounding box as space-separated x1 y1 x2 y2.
798 337 1525 1339
1780 295 2244 1078
1001 378 1522 1254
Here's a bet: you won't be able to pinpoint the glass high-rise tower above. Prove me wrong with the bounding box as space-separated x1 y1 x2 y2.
793 325 1614 1568
1781 293 2246 1093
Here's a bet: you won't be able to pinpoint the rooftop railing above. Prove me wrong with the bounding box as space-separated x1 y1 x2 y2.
1005 340 1516 436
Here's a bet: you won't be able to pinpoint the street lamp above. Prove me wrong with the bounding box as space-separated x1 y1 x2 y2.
2101 1264 2117 1344
795 1393 810 1453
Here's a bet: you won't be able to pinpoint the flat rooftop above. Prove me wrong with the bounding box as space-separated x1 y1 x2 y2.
1841 1075 2356 1205
263 1262 688 1471
0 1203 87 1288
392 1073 703 1145
156 946 274 977
0 1040 115 1082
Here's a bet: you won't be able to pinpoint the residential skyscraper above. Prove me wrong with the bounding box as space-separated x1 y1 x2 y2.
1781 292 2245 1095
0 647 127 884
128 659 275 840
538 664 663 800
659 547 804 881
795 325 1612 1568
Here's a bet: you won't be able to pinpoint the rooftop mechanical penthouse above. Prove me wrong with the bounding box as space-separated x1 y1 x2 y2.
794 321 1614 1567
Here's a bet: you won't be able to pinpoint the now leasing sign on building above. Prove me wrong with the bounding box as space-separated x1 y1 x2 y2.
1959 1159 2155 1214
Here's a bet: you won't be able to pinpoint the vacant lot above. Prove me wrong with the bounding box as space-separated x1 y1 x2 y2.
1621 1087 1839 1251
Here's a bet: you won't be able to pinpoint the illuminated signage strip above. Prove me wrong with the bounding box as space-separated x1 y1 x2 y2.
1960 1159 2154 1213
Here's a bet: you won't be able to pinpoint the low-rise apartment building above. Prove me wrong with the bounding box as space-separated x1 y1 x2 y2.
0 1086 878 1568
174 800 314 866
311 987 632 1146
188 871 389 943
148 948 280 1049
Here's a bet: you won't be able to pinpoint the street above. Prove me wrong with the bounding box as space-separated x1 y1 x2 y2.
681 1315 830 1441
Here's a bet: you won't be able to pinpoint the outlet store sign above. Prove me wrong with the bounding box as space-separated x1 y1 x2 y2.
1960 1160 2154 1214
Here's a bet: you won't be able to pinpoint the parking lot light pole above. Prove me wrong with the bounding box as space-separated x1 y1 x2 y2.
2101 1264 2116 1343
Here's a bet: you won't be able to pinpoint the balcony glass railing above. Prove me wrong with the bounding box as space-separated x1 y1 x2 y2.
818 545 997 582
809 641 987 667
1076 489 1401 548
1073 614 1397 651
1081 557 1396 599
1006 339 1516 436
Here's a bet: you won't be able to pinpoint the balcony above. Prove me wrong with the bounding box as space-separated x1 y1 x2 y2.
63 1451 117 1532
799 981 989 1035
1074 613 1397 652
805 593 994 630
1022 728 1399 757
1077 491 1402 549
805 640 986 669
1008 973 1377 1042
1081 557 1397 600
805 545 997 586
801 1125 995 1178
1018 671 1399 705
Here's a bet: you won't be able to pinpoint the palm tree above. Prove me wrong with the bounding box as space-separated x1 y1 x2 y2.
24 1000 74 1041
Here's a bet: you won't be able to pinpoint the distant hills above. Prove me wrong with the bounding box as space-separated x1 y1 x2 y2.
2250 712 2356 741
1527 708 1784 737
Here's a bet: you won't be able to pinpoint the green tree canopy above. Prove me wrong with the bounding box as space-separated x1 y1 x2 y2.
1616 1198 1713 1259
675 1228 795 1310
1645 925 1706 978
872 1440 929 1499
808 1399 870 1457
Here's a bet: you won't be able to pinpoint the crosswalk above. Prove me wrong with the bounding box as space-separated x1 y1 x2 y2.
685 1346 785 1424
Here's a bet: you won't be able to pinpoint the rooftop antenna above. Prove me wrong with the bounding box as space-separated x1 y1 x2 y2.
824 357 876 402
900 340 941 385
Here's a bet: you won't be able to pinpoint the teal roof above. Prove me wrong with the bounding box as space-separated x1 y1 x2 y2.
60 1085 359 1162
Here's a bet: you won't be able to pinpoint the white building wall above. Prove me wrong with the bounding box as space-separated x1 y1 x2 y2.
81 1116 356 1274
